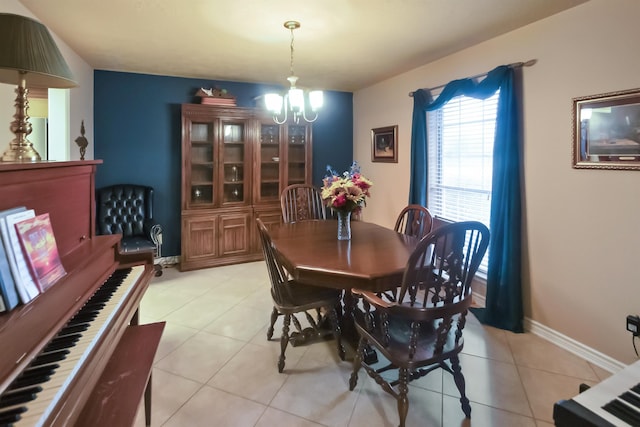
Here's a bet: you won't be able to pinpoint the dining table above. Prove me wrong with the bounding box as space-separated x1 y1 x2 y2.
269 219 420 357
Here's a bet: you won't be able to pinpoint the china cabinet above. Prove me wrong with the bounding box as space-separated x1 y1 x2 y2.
180 104 312 270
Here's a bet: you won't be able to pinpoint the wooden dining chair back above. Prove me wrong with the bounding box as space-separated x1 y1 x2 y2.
393 204 433 240
280 184 326 224
349 221 490 427
256 218 345 373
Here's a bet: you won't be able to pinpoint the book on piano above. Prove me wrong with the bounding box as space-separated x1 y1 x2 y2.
0 232 19 311
0 207 40 303
15 213 67 292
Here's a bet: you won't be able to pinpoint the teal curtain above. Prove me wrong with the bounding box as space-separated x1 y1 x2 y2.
409 65 523 332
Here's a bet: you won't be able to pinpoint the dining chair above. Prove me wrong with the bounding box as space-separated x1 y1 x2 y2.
349 221 490 427
280 184 326 223
256 218 345 373
393 204 433 240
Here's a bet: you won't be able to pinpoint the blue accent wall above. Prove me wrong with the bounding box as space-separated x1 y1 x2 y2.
94 71 353 257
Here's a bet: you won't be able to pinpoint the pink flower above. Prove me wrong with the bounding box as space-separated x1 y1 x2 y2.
334 193 347 208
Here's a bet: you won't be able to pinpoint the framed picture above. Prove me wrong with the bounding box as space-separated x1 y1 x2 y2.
371 125 398 163
573 88 640 170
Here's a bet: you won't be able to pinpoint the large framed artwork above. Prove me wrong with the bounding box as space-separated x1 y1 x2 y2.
573 88 640 170
371 125 398 163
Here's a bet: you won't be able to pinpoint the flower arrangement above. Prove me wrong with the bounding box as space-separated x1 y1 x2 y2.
321 162 373 213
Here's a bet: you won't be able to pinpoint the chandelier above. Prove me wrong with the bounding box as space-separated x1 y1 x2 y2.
265 21 323 125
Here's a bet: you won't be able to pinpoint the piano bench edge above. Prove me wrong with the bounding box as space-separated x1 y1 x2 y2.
75 322 166 427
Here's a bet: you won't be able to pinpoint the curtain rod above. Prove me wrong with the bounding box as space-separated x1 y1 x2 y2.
408 59 537 97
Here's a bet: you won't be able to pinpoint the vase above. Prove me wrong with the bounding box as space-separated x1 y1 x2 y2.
337 210 352 240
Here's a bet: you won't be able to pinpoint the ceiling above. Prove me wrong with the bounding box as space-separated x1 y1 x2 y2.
19 0 589 92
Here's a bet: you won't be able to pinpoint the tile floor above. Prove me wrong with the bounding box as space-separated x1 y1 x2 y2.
134 262 612 427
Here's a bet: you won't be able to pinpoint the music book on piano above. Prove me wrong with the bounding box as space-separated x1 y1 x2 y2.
0 232 19 311
0 208 40 302
15 213 67 292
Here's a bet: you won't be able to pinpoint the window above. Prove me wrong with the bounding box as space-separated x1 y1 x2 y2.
427 91 499 273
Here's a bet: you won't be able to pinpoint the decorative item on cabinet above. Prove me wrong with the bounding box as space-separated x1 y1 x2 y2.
195 87 237 106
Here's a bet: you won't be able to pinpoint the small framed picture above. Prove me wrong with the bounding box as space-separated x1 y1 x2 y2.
371 125 398 163
573 88 640 170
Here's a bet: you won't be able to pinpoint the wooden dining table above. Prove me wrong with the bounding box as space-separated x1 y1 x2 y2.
269 219 420 354
269 220 418 292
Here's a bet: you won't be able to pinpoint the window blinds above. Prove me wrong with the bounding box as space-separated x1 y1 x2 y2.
427 92 499 272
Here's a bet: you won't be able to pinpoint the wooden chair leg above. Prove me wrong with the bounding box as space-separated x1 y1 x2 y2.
397 368 410 427
349 337 365 391
278 314 291 373
328 306 345 360
451 354 471 418
267 307 278 340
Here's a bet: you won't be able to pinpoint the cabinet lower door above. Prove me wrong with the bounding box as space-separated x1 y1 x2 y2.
183 216 218 262
219 213 251 257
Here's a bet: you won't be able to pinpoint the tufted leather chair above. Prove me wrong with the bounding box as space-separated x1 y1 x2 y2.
96 184 163 276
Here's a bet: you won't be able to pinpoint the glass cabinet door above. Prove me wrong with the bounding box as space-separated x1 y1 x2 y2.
258 122 281 202
221 121 246 204
286 124 308 186
189 121 214 206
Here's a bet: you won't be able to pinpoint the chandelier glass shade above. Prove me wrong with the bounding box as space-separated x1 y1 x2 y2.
265 21 323 125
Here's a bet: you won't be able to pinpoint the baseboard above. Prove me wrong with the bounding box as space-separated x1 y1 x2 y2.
472 291 485 307
524 317 625 374
157 256 179 267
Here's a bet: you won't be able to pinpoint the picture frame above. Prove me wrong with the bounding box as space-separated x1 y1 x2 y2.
573 88 640 170
371 125 398 163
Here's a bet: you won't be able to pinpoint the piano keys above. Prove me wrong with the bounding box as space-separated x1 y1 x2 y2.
554 359 640 426
0 267 143 426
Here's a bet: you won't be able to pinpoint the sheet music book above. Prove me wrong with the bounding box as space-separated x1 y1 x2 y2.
1 208 40 302
0 233 20 310
0 207 30 304
0 278 5 312
15 213 66 292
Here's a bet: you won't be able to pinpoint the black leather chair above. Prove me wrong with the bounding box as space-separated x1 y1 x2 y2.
96 184 163 276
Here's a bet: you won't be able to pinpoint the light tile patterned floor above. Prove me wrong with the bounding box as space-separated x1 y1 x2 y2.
134 262 611 427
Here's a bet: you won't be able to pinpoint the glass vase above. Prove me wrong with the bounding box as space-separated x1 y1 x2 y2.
337 210 352 240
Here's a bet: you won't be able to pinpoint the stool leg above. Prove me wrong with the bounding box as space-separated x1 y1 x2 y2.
144 373 152 427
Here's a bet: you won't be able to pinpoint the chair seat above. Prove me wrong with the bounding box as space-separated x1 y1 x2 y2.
354 315 463 368
120 236 157 253
273 280 342 313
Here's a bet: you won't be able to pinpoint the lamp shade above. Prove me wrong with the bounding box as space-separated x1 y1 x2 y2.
0 13 76 88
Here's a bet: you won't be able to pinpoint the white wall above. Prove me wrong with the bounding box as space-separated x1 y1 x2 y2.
0 0 94 161
354 0 640 365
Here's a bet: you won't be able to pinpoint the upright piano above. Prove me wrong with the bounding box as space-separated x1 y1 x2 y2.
0 161 163 426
